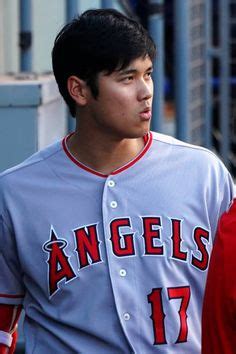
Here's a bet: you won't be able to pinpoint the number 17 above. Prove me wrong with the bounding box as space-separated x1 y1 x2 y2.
148 286 191 345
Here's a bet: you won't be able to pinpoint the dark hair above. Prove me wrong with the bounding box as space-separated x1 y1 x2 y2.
52 9 156 117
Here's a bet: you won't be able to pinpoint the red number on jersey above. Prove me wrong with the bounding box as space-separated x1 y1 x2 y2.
148 286 191 345
148 288 167 345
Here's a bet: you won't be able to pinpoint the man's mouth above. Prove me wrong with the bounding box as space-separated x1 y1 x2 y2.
139 108 152 120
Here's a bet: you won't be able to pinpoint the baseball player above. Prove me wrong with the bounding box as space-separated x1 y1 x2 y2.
202 199 236 354
0 9 234 354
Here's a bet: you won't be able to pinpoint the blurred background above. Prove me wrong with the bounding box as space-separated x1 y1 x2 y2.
0 0 235 352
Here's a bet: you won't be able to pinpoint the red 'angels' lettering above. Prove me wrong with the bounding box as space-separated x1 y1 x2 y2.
110 218 135 256
42 217 210 296
43 229 76 296
171 219 187 261
191 227 209 270
74 224 101 269
142 217 163 255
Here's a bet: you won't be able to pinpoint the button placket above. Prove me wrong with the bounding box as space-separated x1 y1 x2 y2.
107 179 117 208
104 176 135 341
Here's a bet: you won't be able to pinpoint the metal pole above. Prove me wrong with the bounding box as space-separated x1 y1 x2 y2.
148 0 164 133
174 0 190 141
66 0 79 21
102 0 113 8
20 0 32 72
205 0 213 149
219 0 230 166
66 0 79 133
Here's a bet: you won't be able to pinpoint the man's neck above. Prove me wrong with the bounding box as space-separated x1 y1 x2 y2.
66 129 145 175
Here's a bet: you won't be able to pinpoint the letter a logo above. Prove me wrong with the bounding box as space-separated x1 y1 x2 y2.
43 227 76 296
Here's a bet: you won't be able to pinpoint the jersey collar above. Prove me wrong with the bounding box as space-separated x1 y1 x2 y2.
62 132 153 178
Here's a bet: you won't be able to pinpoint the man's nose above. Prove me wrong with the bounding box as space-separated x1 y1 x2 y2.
137 80 153 101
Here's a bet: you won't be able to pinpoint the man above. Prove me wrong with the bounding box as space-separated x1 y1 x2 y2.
202 199 236 354
0 9 234 354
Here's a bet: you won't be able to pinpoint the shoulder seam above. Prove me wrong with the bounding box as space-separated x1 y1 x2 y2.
152 134 220 159
0 145 62 180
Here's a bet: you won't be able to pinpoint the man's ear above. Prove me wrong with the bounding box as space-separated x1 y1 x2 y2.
67 76 89 106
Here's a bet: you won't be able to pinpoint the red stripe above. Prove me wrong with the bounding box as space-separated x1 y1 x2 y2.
143 133 148 144
0 294 24 299
62 132 153 177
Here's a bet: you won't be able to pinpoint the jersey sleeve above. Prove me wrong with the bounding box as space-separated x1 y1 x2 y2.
202 199 236 354
0 303 22 353
208 162 235 241
0 330 18 354
0 214 25 305
218 169 235 216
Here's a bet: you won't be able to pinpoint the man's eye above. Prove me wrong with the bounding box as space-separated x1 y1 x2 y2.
146 72 153 78
123 76 133 82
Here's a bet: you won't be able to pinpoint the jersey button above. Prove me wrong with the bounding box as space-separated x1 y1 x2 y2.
119 269 127 277
123 313 130 321
108 180 115 187
110 201 117 208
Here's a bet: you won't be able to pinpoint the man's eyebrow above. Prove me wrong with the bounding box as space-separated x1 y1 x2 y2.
117 66 153 75
116 68 137 76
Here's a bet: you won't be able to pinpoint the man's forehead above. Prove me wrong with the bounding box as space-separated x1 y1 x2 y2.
104 56 153 77
98 55 153 78
118 55 152 72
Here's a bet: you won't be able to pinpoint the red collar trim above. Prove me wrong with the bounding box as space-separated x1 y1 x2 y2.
62 132 153 178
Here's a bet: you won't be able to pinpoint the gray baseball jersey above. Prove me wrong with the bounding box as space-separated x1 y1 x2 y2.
0 131 234 353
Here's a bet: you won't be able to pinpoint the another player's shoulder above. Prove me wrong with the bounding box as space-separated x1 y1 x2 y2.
219 199 236 232
0 140 62 187
227 199 236 215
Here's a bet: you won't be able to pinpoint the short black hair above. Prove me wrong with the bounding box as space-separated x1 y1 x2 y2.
52 8 156 117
